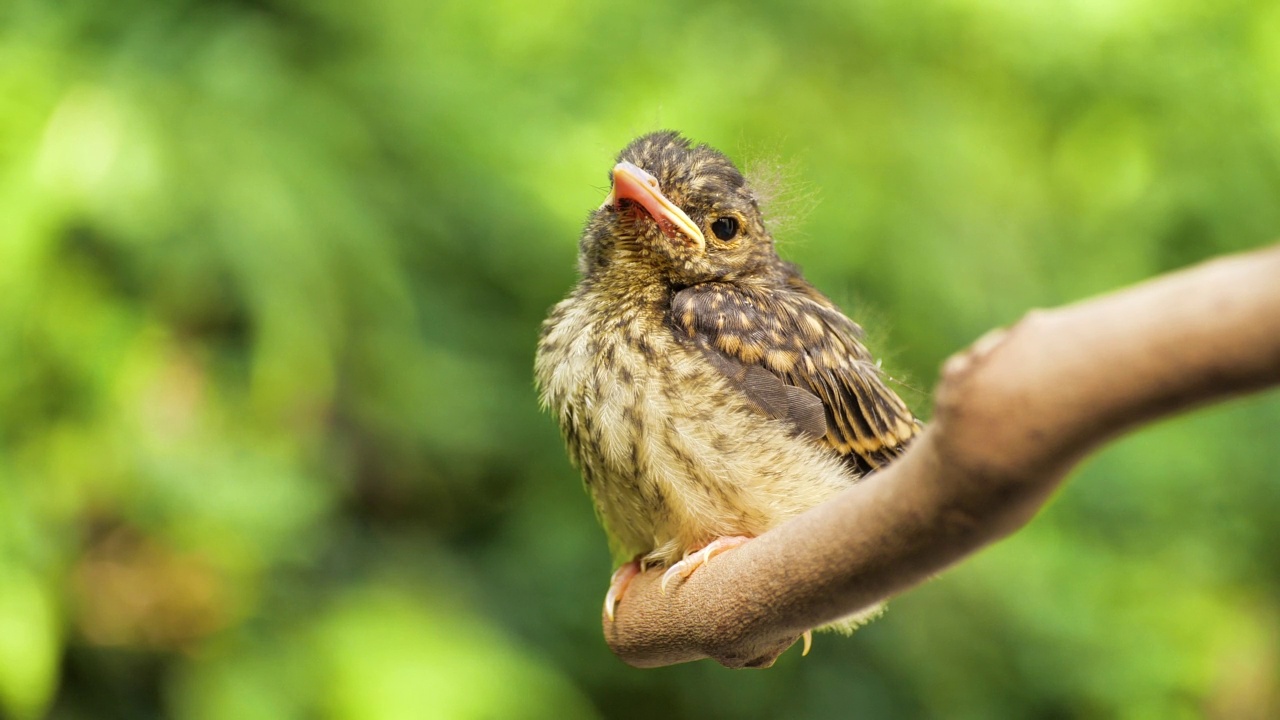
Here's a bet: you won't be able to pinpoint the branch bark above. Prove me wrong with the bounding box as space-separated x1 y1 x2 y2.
603 242 1280 669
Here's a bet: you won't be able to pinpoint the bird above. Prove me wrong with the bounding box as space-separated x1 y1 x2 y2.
534 131 920 649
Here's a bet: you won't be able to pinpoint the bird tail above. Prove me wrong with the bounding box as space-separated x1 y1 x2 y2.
816 602 887 635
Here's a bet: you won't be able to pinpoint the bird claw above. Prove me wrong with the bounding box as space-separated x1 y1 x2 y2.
659 535 753 595
802 630 812 656
604 560 642 621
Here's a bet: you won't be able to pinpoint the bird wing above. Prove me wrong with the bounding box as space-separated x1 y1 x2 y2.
671 275 921 472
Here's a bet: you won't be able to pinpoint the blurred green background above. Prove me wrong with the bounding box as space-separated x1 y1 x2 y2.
3 0 1279 717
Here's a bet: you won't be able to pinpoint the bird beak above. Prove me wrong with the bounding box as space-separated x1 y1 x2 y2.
606 161 706 251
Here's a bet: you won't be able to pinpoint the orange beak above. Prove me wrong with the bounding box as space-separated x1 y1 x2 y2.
606 161 706 251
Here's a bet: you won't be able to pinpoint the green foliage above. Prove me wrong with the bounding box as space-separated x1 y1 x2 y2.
0 567 59 719
2 0 1278 717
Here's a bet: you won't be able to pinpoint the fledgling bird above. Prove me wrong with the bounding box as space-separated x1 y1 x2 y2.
535 132 920 645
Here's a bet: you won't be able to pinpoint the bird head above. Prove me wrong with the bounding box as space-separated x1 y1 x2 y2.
579 131 778 285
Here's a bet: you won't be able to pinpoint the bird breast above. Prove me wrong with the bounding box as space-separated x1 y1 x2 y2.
536 284 857 567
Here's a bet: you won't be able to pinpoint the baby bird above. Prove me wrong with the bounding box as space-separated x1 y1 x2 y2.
535 132 920 639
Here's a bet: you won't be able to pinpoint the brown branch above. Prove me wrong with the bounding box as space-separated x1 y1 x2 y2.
603 242 1280 669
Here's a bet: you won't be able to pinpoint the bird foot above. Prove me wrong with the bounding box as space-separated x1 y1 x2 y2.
604 559 642 621
659 535 753 595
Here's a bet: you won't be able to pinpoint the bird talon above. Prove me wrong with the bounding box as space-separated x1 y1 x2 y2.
659 563 685 595
802 630 813 656
604 560 642 621
657 535 753 595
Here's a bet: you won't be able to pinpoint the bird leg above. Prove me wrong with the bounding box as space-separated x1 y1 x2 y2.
604 559 643 622
659 535 753 595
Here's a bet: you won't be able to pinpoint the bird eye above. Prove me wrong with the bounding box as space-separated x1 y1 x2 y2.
711 217 739 241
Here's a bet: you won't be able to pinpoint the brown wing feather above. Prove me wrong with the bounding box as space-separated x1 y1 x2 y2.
671 276 921 471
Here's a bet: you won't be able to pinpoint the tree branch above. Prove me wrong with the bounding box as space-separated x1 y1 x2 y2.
603 242 1280 669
